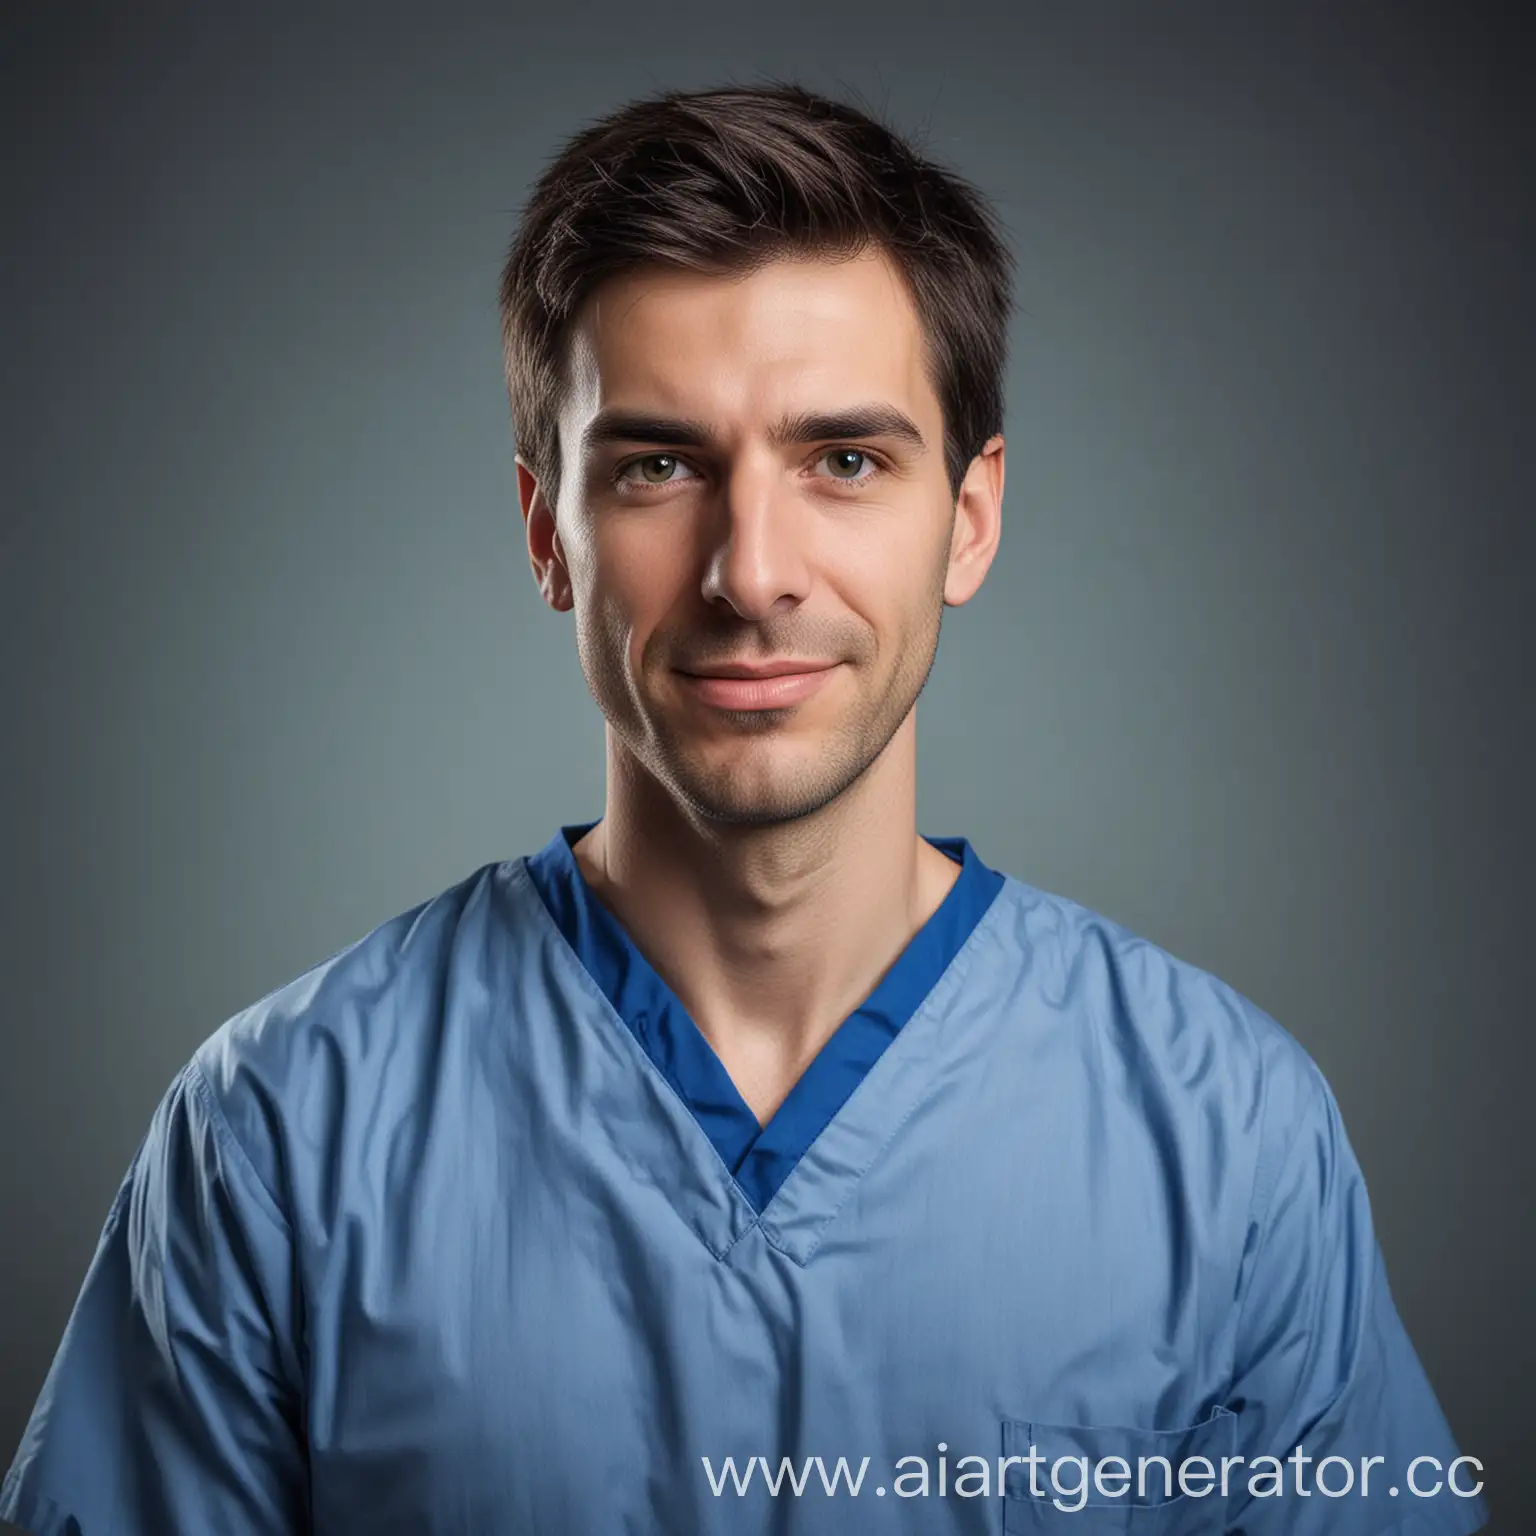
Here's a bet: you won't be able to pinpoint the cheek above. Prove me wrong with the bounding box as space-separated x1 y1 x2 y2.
574 526 686 670
828 516 949 632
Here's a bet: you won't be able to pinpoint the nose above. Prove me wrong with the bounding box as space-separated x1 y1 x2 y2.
698 455 812 621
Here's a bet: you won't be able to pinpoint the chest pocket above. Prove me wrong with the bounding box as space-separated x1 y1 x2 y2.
1001 1405 1236 1533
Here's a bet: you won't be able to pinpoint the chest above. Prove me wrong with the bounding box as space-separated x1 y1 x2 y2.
292 1082 1245 1534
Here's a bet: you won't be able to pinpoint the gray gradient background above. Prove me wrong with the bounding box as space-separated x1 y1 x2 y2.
2 1 1531 1529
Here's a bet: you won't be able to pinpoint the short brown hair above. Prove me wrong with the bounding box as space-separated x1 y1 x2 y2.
498 82 1014 507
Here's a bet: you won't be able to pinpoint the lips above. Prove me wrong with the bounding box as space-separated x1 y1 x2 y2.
676 661 841 711
683 660 838 680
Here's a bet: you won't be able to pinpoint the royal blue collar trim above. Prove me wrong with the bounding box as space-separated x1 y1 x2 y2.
524 822 1005 1214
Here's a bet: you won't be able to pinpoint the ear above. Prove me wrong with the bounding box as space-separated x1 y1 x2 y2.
516 458 574 613
943 433 1005 606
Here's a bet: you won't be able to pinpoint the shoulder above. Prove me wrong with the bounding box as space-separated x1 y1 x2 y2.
986 870 1334 1174
186 857 533 1219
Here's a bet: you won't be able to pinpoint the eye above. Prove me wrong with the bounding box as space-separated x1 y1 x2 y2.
813 448 880 483
616 453 698 488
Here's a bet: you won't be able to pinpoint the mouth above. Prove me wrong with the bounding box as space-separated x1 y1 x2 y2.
675 660 841 711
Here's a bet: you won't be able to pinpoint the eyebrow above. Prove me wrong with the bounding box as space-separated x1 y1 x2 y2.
579 403 928 457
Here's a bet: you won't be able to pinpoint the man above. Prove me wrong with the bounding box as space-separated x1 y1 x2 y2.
2 84 1486 1536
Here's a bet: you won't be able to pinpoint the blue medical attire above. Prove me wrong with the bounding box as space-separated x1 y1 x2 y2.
2 825 1488 1534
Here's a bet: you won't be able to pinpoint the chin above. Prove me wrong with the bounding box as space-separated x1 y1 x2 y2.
674 789 837 828
662 746 871 828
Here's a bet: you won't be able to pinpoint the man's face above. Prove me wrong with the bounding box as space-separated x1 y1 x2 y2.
520 248 1001 826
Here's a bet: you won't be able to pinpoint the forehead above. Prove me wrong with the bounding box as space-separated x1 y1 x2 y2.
559 249 937 438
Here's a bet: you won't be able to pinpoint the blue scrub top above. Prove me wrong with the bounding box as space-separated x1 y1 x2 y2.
2 827 1489 1534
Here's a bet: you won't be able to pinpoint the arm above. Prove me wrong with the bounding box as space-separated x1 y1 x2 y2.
1 1060 310 1535
1224 1053 1488 1534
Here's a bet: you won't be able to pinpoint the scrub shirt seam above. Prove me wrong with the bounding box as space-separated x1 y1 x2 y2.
184 1056 296 1242
505 857 760 1252
712 1212 766 1261
1221 1036 1296 1409
757 887 1005 1264
182 1053 314 1468
1226 1050 1362 1444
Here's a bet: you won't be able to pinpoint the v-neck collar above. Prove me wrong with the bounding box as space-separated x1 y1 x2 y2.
523 821 1006 1218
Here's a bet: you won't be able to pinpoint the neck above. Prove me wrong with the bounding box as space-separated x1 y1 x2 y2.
569 714 960 1123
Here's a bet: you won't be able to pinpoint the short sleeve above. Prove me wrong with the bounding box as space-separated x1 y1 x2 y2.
0 1060 310 1535
1225 1056 1488 1535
